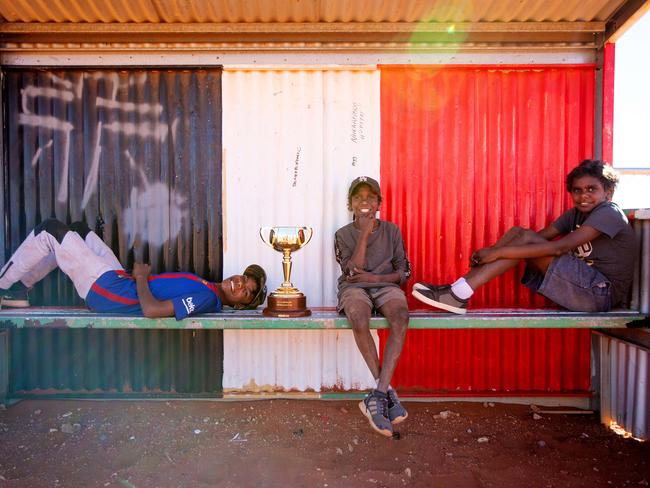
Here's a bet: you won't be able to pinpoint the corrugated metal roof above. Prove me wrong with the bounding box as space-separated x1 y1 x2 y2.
0 0 646 55
0 0 627 23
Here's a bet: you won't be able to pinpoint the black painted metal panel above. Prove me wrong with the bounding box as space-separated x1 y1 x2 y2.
1 67 224 396
1 68 223 305
8 328 223 397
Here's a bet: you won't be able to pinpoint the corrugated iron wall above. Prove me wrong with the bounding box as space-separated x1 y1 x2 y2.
598 332 649 441
223 330 376 393
8 328 223 397
391 329 592 394
2 64 607 397
2 68 225 396
380 65 596 394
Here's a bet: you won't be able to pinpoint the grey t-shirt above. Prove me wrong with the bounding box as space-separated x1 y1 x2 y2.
552 201 637 306
334 220 411 293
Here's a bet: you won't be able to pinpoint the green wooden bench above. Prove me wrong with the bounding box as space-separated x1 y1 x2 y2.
0 307 644 330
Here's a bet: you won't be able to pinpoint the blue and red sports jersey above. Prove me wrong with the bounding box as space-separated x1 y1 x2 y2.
85 270 222 320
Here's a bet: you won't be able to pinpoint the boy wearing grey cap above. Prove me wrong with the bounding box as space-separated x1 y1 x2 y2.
335 176 411 437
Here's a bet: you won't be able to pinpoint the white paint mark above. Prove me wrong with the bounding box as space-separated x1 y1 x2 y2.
18 114 73 132
21 86 75 114
171 116 180 146
48 74 73 90
30 139 53 167
110 73 119 100
81 122 103 209
18 114 73 203
56 131 72 202
123 178 187 247
103 121 169 141
124 149 137 170
96 97 163 115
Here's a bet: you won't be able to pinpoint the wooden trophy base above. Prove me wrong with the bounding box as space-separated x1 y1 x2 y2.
263 293 312 318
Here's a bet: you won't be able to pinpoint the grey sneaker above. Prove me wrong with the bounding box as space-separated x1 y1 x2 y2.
1 283 30 308
387 388 408 424
412 284 468 314
359 390 393 437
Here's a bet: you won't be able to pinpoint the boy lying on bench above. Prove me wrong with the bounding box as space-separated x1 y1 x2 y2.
413 160 636 314
0 219 266 319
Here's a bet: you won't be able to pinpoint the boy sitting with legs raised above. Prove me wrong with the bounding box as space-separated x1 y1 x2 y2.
413 160 636 314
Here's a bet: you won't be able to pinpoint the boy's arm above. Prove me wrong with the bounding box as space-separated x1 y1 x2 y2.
346 223 409 285
346 270 402 284
538 224 562 240
346 214 375 275
132 263 175 318
474 225 601 264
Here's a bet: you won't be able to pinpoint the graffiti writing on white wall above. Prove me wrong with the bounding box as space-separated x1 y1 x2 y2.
17 72 186 245
350 102 366 167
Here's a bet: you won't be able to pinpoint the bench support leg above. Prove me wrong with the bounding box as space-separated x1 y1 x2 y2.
590 331 601 412
0 329 8 404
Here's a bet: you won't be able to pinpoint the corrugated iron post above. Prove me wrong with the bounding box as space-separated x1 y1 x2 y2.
629 210 650 314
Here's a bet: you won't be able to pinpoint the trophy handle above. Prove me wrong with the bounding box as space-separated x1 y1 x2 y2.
260 227 275 248
300 227 313 247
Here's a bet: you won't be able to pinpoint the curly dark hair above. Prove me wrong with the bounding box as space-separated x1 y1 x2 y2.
565 159 619 193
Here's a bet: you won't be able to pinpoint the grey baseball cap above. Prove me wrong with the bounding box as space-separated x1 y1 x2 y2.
348 176 382 200
242 264 267 310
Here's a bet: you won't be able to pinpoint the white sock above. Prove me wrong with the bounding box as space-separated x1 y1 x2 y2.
451 278 474 300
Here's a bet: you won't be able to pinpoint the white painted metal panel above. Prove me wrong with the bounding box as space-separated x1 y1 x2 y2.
223 329 377 392
222 67 380 307
2 52 595 67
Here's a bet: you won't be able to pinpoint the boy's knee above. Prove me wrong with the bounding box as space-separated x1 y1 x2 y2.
69 221 91 240
34 218 69 244
345 304 371 329
520 228 544 244
507 226 526 238
387 308 410 332
507 226 541 244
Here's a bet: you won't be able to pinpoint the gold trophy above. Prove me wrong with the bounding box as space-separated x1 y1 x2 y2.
260 226 313 317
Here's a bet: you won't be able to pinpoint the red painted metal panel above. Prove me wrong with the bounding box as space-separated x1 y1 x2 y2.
380 65 596 394
388 329 592 394
602 43 615 164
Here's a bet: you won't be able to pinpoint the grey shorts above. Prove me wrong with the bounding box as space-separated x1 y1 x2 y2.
337 286 407 313
521 253 612 312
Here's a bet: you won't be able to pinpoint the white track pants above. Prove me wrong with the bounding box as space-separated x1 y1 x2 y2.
0 230 123 299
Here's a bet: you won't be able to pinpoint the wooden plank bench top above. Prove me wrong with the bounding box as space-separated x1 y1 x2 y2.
0 307 643 330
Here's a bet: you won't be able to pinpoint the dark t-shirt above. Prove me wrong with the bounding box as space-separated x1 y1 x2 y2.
552 201 637 306
334 220 411 293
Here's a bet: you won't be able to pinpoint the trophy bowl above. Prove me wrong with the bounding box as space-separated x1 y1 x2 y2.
260 226 313 317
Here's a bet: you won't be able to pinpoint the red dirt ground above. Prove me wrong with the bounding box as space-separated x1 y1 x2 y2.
1 399 648 487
